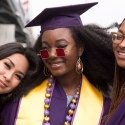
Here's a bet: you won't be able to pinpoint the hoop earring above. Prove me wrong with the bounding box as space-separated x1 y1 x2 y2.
76 57 83 74
44 66 51 76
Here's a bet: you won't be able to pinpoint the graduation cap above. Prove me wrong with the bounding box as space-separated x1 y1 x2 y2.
25 2 98 33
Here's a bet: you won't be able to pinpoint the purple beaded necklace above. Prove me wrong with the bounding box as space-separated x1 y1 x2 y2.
43 75 81 125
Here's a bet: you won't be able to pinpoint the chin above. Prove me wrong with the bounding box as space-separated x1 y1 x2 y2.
51 71 65 77
117 62 125 68
52 73 63 77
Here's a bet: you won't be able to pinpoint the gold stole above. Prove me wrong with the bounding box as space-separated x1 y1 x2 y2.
15 75 103 125
73 75 103 125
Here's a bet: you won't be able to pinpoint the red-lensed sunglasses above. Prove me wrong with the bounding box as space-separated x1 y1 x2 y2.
37 45 75 59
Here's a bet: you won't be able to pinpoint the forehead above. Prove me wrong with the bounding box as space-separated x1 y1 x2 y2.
42 28 70 35
6 53 25 60
41 28 74 43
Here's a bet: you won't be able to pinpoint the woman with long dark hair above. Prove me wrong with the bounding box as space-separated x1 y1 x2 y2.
102 19 125 125
0 42 40 125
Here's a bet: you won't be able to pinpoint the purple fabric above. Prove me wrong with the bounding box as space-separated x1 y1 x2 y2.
25 2 98 33
102 97 111 118
40 14 83 33
105 98 125 125
49 81 67 125
1 99 20 125
1 82 68 125
1 83 110 125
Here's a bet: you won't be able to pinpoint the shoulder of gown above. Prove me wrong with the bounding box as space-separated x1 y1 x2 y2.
106 98 125 125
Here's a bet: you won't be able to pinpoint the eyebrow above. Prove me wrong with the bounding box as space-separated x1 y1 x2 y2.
16 71 25 76
6 58 25 76
56 39 68 43
7 58 14 66
42 39 68 45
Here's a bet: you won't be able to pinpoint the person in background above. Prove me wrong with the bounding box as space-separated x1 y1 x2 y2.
0 42 40 125
102 18 125 125
1 2 117 125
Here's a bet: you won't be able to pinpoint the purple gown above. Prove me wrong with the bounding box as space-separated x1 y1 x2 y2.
1 82 110 125
105 98 125 125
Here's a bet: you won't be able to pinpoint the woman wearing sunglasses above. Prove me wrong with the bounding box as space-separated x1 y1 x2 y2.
102 19 125 125
1 3 117 125
0 42 40 125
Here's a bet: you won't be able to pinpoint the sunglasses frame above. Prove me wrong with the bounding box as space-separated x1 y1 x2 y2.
38 45 75 59
40 48 66 59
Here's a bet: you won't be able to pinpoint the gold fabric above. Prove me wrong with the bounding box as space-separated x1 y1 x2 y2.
15 75 103 125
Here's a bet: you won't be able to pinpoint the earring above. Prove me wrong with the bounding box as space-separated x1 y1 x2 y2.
76 57 83 74
44 66 51 76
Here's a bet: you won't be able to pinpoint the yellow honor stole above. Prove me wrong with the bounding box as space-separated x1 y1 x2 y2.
15 75 103 125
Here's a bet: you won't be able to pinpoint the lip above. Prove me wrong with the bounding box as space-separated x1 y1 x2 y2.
116 51 125 59
49 61 64 69
0 79 7 88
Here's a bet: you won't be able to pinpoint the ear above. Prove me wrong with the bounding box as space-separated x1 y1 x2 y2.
78 45 84 56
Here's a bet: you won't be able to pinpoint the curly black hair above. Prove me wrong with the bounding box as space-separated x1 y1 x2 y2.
32 23 118 97
69 24 116 96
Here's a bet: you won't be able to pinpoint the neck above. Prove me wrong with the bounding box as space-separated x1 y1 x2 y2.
55 72 81 95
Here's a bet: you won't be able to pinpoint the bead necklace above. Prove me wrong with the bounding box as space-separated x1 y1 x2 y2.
43 76 80 125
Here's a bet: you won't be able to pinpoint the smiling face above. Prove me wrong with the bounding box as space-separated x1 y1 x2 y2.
113 20 125 68
0 53 29 94
41 28 83 77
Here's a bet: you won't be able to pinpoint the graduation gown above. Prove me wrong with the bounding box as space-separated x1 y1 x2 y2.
1 75 110 125
105 98 125 125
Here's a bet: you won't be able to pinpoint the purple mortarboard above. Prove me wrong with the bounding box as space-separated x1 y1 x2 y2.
25 2 98 33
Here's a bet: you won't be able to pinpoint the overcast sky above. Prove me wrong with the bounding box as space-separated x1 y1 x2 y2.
27 0 125 39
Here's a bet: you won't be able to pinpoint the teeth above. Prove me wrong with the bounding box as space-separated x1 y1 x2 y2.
119 52 125 56
51 62 62 66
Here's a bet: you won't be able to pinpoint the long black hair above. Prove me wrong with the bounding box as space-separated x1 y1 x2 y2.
33 23 118 96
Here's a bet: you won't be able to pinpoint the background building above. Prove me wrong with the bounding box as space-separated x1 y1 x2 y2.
0 0 33 46
1 0 124 46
